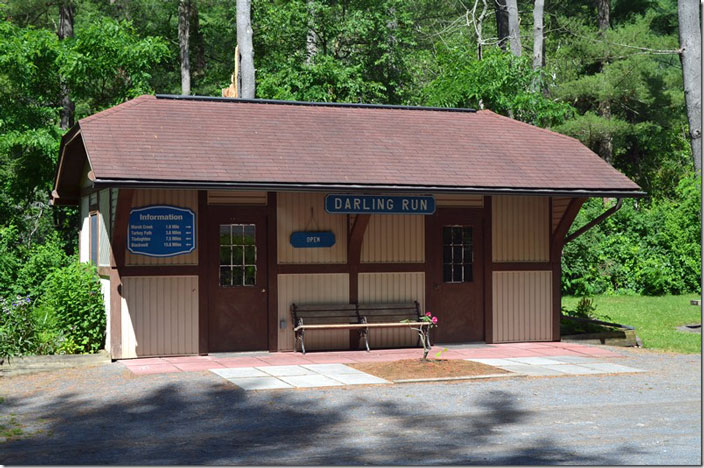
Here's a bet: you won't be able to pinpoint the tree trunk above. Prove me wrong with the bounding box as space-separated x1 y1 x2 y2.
190 0 206 78
58 0 75 130
178 0 191 95
595 0 613 164
495 0 509 51
306 0 317 65
506 0 521 57
596 0 610 31
237 0 255 99
532 0 544 70
678 0 702 173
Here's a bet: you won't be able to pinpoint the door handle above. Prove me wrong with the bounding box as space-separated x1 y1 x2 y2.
261 288 266 293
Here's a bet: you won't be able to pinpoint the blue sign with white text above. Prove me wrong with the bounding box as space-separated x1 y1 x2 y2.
290 231 336 248
325 194 435 215
128 205 196 257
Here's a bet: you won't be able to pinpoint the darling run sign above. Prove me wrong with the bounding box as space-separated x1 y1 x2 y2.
127 205 196 257
325 194 435 215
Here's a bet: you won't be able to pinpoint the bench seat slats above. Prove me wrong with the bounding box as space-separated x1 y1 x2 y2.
291 301 425 354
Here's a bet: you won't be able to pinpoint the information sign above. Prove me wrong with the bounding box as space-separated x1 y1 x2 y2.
127 205 196 257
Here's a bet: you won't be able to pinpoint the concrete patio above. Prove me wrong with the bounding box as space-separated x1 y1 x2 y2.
119 341 625 375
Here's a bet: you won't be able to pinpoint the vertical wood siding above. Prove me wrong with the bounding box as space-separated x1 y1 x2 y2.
120 276 199 358
358 272 425 348
435 194 484 207
207 190 267 205
98 189 111 267
100 277 111 354
361 215 424 263
125 190 199 266
277 273 350 351
552 197 572 233
277 192 347 264
79 196 89 263
492 271 552 342
492 196 549 262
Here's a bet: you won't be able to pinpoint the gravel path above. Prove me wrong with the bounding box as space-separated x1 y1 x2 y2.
0 347 700 465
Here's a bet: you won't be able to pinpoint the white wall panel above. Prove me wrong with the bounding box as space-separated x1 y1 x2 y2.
121 276 199 358
358 272 425 348
492 271 552 342
277 273 349 351
492 196 550 262
361 215 424 263
277 192 347 264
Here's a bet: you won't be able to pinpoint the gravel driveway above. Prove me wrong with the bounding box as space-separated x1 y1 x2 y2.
0 347 700 465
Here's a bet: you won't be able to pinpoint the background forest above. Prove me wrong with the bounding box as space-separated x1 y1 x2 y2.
0 0 700 356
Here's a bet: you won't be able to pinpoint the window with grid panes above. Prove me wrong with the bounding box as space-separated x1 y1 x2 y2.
442 226 473 283
219 224 257 286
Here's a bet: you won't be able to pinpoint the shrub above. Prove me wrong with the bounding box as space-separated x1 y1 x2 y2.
40 262 105 354
15 233 70 301
0 296 36 363
562 175 701 296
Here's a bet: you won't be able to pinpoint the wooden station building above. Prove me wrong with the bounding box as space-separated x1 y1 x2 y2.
51 95 643 359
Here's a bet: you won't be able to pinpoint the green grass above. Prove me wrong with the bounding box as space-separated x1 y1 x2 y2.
562 295 702 354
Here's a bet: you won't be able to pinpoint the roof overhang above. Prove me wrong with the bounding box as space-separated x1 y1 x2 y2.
92 178 646 198
52 125 92 206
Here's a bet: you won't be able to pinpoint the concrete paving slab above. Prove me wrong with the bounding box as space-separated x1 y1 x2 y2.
211 367 268 378
278 374 344 388
497 364 567 376
226 376 293 390
464 358 517 366
326 373 389 385
257 365 315 377
302 363 365 374
506 357 564 365
540 364 605 375
579 362 646 373
547 356 600 364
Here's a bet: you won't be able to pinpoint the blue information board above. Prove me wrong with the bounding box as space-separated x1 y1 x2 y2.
127 205 196 257
325 194 435 215
290 231 336 248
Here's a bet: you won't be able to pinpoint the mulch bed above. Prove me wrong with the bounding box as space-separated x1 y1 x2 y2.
349 359 508 381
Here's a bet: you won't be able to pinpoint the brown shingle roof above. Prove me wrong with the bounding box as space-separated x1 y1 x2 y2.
55 94 642 200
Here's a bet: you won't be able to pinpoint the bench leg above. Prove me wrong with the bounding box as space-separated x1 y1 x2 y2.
300 329 306 355
363 327 370 352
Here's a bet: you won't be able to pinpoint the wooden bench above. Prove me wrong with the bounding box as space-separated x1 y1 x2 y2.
291 301 430 354
357 302 430 351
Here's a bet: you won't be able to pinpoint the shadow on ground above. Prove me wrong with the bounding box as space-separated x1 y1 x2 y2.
0 369 644 465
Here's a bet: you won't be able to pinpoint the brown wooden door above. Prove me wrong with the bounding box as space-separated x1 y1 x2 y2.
208 207 268 352
427 209 484 343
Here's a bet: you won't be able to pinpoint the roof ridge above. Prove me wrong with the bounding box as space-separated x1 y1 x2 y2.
155 94 477 113
80 95 156 125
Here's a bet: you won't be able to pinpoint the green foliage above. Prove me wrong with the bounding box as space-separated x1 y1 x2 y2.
421 48 575 127
563 175 701 296
0 296 35 362
40 262 106 354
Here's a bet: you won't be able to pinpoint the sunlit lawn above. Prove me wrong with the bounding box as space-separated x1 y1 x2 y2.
562 295 702 354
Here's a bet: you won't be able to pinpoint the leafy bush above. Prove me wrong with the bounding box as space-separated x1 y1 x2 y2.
563 175 701 296
0 296 35 363
40 262 106 354
15 233 69 301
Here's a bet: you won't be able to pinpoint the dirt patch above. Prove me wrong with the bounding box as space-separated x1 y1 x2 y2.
349 359 508 381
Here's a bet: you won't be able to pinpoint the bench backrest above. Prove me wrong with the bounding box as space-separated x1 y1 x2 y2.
291 304 360 325
357 301 421 323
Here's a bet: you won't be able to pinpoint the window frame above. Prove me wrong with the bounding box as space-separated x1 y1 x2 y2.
441 225 474 284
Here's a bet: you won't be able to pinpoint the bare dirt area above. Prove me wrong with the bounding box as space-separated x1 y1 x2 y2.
349 359 508 381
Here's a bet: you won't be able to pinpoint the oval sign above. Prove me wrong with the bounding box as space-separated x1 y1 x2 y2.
290 231 336 248
128 205 196 257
